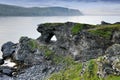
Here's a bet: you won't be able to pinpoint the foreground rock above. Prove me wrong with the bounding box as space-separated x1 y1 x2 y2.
1 42 16 59
0 22 120 80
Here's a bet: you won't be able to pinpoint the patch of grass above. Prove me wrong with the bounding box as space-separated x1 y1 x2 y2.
48 57 120 80
105 75 120 80
28 39 54 59
71 23 84 35
44 49 53 59
38 46 54 59
28 39 39 50
52 55 75 65
48 59 103 80
88 24 120 39
48 62 82 80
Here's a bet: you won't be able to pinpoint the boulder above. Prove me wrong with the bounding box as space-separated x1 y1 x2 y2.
0 59 4 65
1 42 16 59
101 21 111 25
0 74 14 80
112 31 120 44
12 37 44 65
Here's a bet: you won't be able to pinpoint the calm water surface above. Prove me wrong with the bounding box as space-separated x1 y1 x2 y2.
0 16 120 58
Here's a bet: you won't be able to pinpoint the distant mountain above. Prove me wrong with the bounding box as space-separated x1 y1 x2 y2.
63 0 120 2
0 4 82 16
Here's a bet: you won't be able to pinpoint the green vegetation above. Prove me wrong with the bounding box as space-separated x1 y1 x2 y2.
27 38 71 62
106 75 120 80
41 46 54 59
71 23 84 35
49 54 75 65
48 58 120 80
27 38 54 59
88 24 120 39
48 59 99 80
28 39 39 50
49 61 82 80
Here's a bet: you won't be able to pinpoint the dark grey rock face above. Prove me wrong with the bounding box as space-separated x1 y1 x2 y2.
0 59 4 65
0 66 15 76
72 32 107 61
16 64 56 80
12 37 44 66
1 42 16 59
37 22 113 61
0 74 14 80
37 22 74 43
97 44 120 77
101 21 111 25
105 44 120 56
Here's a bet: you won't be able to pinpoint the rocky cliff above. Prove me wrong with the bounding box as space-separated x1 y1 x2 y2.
0 22 120 80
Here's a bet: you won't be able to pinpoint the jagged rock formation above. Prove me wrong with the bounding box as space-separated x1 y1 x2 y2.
0 21 120 80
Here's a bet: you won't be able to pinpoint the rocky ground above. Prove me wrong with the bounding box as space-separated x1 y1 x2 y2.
0 21 120 80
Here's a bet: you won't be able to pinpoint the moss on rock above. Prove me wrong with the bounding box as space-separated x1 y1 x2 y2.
71 23 84 35
88 24 120 39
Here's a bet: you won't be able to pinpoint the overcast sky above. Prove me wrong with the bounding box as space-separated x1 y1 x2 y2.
0 0 120 15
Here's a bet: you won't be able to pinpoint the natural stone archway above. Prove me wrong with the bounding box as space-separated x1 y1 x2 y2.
37 22 75 44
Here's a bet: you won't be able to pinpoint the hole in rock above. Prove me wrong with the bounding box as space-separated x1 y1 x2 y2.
51 35 57 42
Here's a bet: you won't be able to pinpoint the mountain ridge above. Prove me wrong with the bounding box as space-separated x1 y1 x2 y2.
0 4 82 16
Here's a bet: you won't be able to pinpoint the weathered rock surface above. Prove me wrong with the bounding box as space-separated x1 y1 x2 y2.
0 22 120 80
97 44 120 78
112 31 120 44
0 66 15 76
12 37 44 65
0 74 14 80
0 59 4 65
1 42 16 59
105 44 120 56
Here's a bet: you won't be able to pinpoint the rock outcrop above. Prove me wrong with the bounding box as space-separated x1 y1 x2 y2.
0 22 120 80
1 41 16 59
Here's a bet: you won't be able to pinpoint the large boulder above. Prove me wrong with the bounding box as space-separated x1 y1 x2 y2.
1 42 16 59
